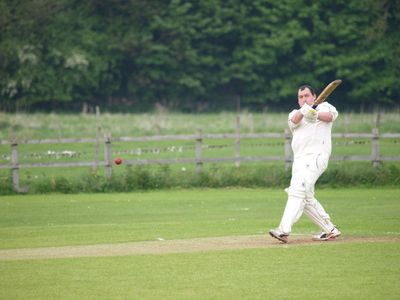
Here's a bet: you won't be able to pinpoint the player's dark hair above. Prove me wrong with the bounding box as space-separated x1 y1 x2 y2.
298 84 316 96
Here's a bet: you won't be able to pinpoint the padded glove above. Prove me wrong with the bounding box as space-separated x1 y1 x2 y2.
304 108 318 123
300 103 313 116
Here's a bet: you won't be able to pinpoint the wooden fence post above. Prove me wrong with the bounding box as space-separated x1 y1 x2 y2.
94 106 101 169
235 115 241 167
11 141 20 192
371 128 381 168
195 129 203 173
104 133 112 178
284 129 293 170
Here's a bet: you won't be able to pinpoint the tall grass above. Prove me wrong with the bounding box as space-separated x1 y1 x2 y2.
1 162 399 195
1 111 400 140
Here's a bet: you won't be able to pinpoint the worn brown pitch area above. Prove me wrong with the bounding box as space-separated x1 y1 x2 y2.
0 235 399 261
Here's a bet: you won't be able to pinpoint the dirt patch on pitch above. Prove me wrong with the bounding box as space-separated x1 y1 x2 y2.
1 235 399 261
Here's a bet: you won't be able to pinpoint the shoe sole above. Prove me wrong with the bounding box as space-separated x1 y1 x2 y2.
312 233 341 241
269 231 288 243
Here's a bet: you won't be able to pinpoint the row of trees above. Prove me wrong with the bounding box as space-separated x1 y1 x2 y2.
0 0 399 112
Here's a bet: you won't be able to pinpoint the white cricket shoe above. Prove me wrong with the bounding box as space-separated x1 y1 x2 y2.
269 228 289 243
312 227 341 241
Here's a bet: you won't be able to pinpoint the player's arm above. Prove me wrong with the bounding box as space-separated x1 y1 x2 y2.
292 103 317 124
288 110 301 130
292 106 333 123
291 110 304 124
317 112 333 122
317 103 339 123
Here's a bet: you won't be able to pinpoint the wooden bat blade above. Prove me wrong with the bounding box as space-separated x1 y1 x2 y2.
314 79 342 106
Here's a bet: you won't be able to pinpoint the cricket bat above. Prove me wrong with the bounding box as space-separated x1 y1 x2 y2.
312 79 342 108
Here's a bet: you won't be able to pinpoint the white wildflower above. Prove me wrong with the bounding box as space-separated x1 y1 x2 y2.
65 52 89 69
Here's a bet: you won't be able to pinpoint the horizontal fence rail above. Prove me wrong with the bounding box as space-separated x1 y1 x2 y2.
1 130 399 192
2 132 399 145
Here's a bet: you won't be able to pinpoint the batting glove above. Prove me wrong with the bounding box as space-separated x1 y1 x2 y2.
304 109 318 123
300 103 313 116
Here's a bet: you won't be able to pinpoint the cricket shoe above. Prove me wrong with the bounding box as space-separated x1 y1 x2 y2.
269 228 289 243
312 227 341 241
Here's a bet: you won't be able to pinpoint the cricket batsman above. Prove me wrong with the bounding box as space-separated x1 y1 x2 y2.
269 84 341 243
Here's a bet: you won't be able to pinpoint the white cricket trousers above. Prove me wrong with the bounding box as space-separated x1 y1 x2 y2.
278 153 335 234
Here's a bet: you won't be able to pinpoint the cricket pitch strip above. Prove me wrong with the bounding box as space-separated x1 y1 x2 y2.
0 235 399 261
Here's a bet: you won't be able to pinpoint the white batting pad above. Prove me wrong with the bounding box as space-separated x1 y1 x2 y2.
278 195 305 234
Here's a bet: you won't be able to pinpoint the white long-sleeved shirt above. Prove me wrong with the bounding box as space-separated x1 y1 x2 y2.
288 102 338 159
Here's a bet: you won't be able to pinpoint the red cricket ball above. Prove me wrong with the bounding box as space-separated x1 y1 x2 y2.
114 157 122 165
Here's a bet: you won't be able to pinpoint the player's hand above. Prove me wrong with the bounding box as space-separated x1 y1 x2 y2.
304 108 318 123
300 103 313 116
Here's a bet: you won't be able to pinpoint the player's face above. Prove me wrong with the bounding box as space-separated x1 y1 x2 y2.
298 88 316 107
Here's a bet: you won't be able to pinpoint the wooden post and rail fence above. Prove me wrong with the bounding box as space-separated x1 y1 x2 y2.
1 130 400 192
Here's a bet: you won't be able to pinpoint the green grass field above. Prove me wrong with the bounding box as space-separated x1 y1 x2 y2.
0 188 399 299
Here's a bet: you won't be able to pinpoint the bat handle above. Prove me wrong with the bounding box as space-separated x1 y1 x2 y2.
312 104 317 109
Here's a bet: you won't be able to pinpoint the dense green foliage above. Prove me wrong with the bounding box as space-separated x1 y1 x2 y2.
0 0 399 112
